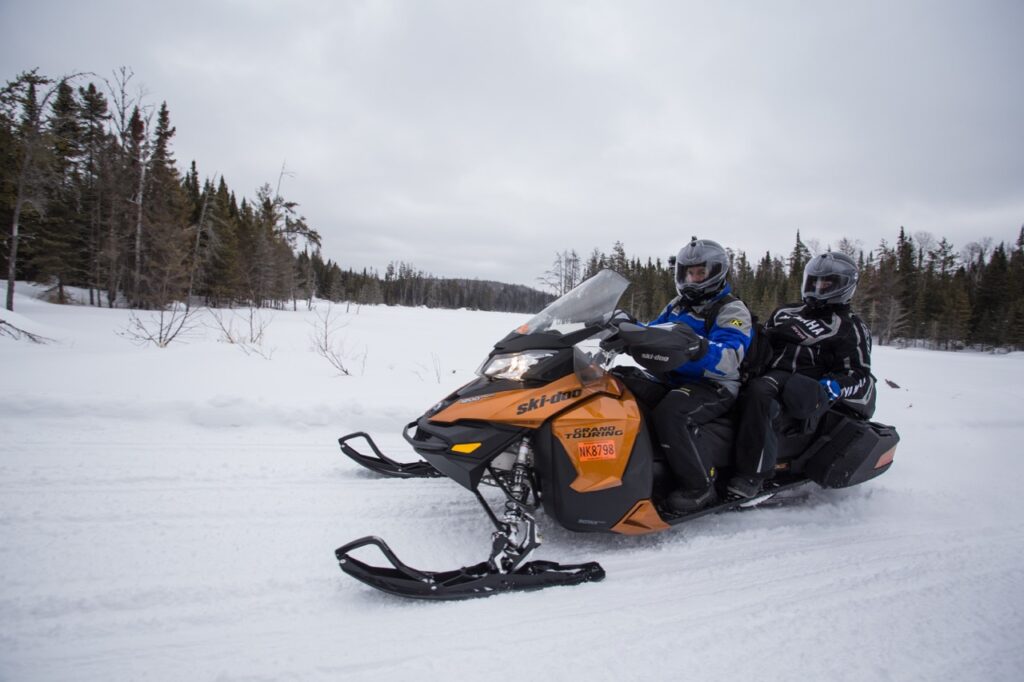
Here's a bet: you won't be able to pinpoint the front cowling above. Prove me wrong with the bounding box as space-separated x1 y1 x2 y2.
403 418 526 490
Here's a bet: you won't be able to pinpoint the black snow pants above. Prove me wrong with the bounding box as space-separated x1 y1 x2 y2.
733 369 793 478
650 380 735 490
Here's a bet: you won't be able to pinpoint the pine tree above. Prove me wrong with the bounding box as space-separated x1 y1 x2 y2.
32 81 84 303
139 101 190 309
895 227 919 337
786 231 811 301
732 250 754 300
3 71 57 311
77 82 115 305
972 243 1010 346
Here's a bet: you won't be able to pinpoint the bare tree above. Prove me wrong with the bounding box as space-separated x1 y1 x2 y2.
913 231 937 258
836 237 863 259
120 303 200 348
209 306 275 359
539 249 582 296
0 317 53 343
309 304 352 375
873 297 910 345
103 67 153 308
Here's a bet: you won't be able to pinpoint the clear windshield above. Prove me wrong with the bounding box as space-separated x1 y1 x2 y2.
514 269 630 335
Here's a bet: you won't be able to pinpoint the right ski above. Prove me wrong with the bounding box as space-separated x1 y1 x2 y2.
339 431 442 479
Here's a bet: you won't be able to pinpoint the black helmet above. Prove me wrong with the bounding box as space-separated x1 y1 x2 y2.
802 251 859 308
671 236 730 305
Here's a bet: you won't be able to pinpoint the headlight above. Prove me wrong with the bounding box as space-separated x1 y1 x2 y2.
477 350 557 381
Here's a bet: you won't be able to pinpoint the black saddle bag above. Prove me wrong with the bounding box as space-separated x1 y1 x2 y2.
791 411 899 488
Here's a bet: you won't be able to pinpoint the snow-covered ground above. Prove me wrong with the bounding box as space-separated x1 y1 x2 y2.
2 282 1023 681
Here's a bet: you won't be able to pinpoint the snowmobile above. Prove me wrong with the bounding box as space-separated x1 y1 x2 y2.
335 270 899 600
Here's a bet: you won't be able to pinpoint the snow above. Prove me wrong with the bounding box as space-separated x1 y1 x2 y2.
2 282 1023 681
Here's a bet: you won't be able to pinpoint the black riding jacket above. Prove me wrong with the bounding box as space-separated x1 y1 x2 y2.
763 302 875 416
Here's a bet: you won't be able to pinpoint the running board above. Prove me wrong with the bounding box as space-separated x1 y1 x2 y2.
660 478 812 525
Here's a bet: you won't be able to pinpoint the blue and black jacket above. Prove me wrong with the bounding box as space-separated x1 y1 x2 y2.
647 284 753 396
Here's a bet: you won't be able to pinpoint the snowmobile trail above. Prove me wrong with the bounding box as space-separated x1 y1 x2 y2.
3 290 1024 680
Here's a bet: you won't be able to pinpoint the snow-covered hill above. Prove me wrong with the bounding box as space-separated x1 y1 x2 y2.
2 283 1022 681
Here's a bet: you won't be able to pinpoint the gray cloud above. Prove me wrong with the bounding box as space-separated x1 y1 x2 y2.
3 0 1022 288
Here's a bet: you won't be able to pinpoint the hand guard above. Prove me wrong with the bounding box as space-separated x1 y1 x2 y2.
598 310 637 353
599 332 628 353
671 323 709 362
607 308 636 325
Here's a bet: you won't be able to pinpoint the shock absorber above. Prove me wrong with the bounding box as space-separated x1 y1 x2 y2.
508 439 533 506
489 439 540 573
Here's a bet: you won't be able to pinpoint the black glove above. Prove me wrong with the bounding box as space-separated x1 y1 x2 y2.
768 320 815 345
781 373 831 420
599 331 628 353
672 323 709 361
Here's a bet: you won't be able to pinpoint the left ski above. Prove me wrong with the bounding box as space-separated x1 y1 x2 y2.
335 536 605 600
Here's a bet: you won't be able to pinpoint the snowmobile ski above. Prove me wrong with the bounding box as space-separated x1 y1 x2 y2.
335 536 605 600
338 431 442 479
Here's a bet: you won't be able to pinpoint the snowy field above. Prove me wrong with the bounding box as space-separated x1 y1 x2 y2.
2 282 1023 681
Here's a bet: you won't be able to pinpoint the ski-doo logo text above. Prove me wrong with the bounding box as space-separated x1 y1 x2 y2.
563 426 625 439
515 389 583 415
639 353 669 362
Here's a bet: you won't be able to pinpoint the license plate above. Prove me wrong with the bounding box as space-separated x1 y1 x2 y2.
578 440 617 461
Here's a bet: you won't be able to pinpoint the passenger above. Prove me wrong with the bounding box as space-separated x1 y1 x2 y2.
728 251 875 498
648 237 753 512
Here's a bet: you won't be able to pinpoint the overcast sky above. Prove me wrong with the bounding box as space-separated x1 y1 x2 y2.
3 0 1022 288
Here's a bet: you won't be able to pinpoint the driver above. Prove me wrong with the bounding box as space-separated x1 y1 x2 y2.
647 237 753 512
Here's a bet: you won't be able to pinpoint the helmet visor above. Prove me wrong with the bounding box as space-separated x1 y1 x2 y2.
803 274 848 298
676 262 710 287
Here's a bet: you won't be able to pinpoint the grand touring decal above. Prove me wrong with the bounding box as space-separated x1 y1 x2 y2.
562 425 625 439
515 388 583 415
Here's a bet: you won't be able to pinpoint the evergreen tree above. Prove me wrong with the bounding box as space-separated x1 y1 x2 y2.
77 82 115 305
2 70 57 310
972 243 1010 346
786 230 811 301
32 80 85 302
139 102 190 309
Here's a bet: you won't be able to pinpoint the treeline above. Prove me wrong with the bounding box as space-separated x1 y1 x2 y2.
546 227 1024 350
1 69 325 312
5 69 1022 347
303 254 552 312
0 69 554 316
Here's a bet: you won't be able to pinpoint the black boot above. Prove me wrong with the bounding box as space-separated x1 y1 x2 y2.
667 485 719 513
727 475 763 498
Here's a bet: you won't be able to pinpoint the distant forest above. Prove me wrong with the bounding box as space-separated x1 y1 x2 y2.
547 227 1024 351
0 69 549 316
3 69 1022 350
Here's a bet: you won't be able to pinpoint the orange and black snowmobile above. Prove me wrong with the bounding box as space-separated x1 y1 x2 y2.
335 270 899 600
